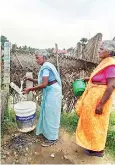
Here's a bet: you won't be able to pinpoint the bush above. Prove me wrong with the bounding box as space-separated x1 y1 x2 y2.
1 105 16 138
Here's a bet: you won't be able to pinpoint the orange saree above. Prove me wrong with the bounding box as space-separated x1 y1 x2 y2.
76 57 115 151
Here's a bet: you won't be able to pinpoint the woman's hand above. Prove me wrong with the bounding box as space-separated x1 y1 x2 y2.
23 88 31 94
95 103 104 115
23 76 33 82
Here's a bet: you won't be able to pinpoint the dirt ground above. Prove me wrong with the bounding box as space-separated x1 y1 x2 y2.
1 128 115 164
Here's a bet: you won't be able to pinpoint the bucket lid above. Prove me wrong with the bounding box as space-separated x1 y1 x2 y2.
14 101 36 110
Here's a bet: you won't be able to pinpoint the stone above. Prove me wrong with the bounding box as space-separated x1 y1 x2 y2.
6 151 10 155
64 155 68 160
2 155 6 159
50 154 55 158
14 152 17 155
35 152 38 155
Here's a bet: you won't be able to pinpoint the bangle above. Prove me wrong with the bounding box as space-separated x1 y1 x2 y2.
30 88 35 91
99 101 104 106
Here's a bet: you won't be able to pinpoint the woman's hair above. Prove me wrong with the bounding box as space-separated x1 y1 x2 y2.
102 40 115 56
35 49 49 59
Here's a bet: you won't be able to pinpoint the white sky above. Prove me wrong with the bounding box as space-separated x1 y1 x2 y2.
0 0 115 49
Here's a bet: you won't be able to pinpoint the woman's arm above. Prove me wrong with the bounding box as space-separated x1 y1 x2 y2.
100 78 115 105
30 77 48 90
32 79 38 83
95 78 115 114
84 77 90 82
24 77 48 94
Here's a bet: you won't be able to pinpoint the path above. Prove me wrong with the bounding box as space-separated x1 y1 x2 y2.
1 128 115 164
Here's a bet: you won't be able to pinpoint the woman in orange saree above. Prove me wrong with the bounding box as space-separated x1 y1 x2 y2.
75 40 115 157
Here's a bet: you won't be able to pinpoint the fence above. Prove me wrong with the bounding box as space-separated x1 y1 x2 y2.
1 33 102 112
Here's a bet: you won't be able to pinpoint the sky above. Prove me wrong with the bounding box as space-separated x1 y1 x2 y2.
0 0 115 49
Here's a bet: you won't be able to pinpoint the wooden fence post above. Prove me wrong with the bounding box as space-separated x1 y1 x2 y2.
55 43 60 74
80 70 85 79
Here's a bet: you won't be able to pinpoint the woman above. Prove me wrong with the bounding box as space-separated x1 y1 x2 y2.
24 50 62 147
75 40 115 157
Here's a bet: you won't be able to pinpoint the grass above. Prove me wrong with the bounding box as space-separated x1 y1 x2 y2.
1 104 16 138
105 112 115 158
61 111 115 158
61 111 78 133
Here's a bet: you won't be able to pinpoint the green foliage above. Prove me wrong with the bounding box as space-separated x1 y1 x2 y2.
106 129 115 157
109 112 115 126
23 45 27 50
105 112 115 158
80 37 88 46
12 43 17 50
61 111 79 133
46 48 53 54
67 47 74 52
1 105 16 138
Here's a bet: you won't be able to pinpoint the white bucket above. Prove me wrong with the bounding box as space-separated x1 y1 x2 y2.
14 101 36 132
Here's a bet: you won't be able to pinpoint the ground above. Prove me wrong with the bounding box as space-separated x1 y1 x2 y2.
1 128 115 164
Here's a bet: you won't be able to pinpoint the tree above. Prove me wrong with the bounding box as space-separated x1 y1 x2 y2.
28 46 31 51
47 48 53 54
67 47 74 52
80 38 88 46
23 45 27 50
12 43 17 50
19 46 22 50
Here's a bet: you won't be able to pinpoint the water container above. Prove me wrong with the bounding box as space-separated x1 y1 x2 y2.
72 79 86 96
14 101 36 132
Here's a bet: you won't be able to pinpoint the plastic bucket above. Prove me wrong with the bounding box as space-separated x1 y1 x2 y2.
14 101 36 132
72 79 86 96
